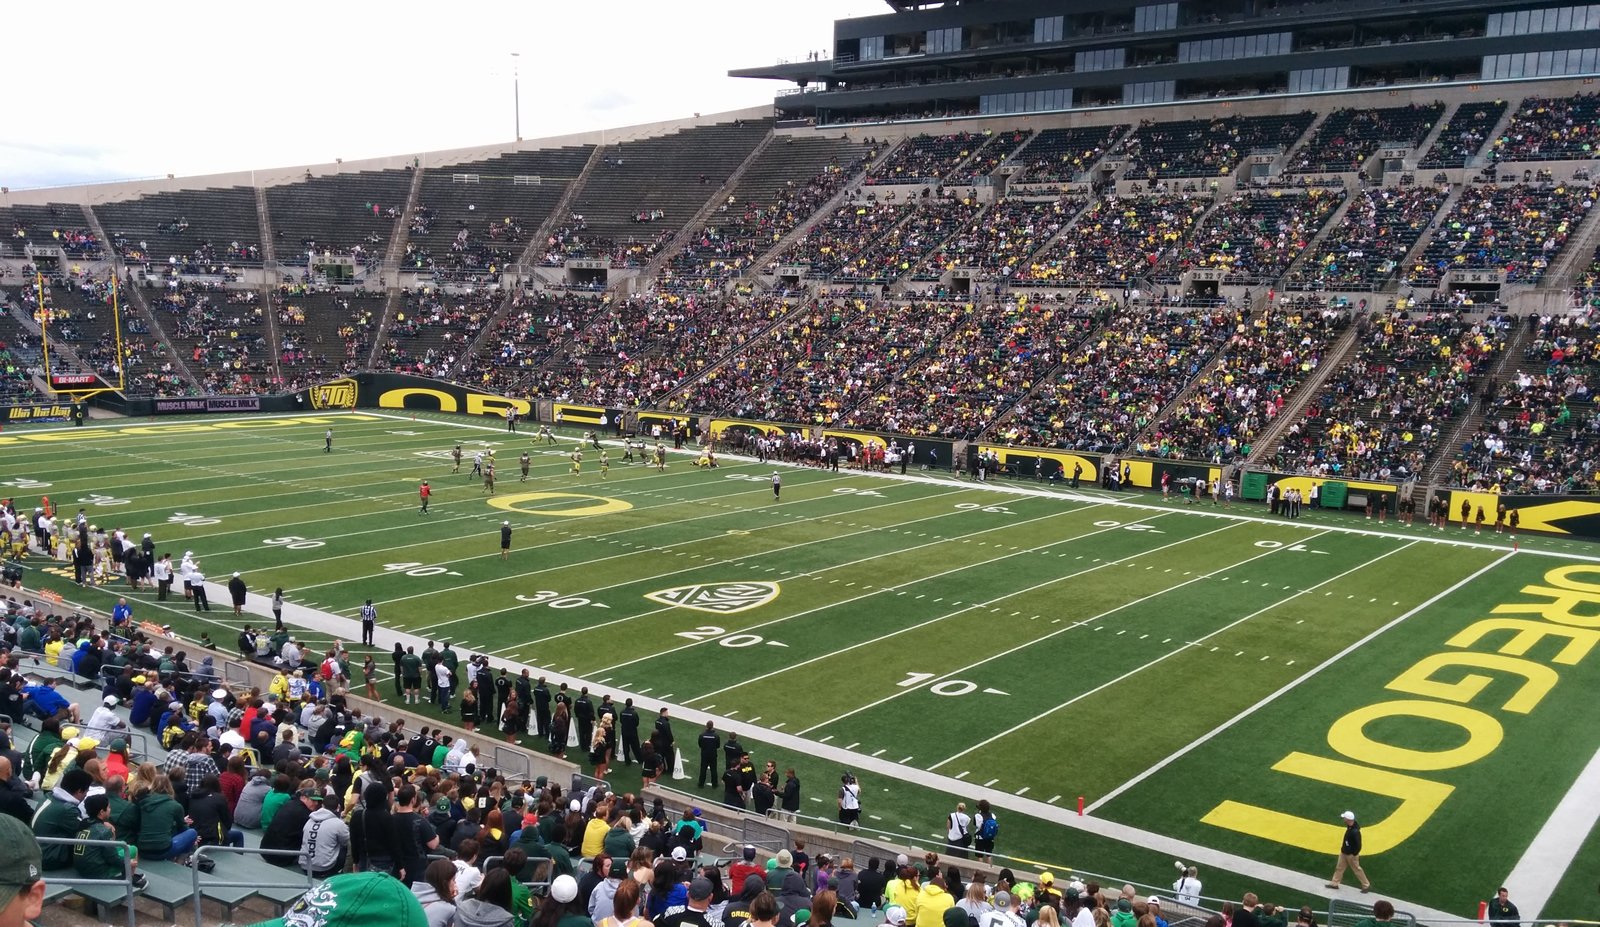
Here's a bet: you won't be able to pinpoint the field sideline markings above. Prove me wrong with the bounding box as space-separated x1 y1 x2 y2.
137 540 1466 923
928 535 1411 770
395 481 989 630
1505 734 1600 918
680 512 1212 706
257 471 871 591
809 527 1333 742
600 509 1185 679
481 497 1106 651
1084 548 1513 814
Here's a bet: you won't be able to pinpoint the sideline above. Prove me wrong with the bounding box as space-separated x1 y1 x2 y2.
1503 739 1600 919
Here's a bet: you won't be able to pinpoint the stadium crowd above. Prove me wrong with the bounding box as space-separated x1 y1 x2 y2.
1272 310 1510 480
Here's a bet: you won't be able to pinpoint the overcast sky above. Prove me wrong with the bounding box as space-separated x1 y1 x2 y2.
1 0 884 190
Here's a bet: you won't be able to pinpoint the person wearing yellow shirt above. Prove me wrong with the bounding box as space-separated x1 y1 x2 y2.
914 872 955 927
581 808 609 859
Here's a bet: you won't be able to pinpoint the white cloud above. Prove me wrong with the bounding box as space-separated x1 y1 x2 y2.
1 0 883 189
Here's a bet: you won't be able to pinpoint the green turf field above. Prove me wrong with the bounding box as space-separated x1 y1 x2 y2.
6 410 1600 920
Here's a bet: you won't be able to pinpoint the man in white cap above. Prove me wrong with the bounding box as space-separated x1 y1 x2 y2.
1147 897 1169 927
1327 810 1371 892
227 571 248 615
83 696 126 743
882 905 909 927
980 893 1023 927
179 552 196 600
501 521 512 561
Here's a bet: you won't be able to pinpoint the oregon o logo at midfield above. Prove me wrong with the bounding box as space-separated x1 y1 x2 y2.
488 492 632 517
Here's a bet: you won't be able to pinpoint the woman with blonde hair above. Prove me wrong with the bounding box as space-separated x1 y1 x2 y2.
591 716 614 779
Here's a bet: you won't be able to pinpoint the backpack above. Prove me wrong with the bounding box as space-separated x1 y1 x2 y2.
978 815 999 840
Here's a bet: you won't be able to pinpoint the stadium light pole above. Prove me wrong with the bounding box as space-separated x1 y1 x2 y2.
511 52 522 141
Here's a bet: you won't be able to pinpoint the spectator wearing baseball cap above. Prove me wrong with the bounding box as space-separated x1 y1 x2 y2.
658 876 718 927
246 871 427 927
540 873 594 927
0 813 45 925
1148 898 1169 927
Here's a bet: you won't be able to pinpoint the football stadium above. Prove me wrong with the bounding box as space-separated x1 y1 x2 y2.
2 1 1600 925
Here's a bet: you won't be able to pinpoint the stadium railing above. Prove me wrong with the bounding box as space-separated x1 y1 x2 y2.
187 844 316 927
34 835 139 927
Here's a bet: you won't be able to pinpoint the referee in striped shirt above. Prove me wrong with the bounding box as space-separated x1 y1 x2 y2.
360 599 377 646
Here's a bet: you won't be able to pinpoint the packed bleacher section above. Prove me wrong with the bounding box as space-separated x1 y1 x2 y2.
1013 125 1129 183
527 293 794 408
1488 92 1600 162
1117 113 1316 179
657 137 874 292
1012 194 1210 286
864 132 991 186
1144 301 1348 462
97 188 263 273
944 129 1034 185
403 147 594 284
566 120 772 254
379 289 502 381
692 297 970 425
266 170 413 267
1406 183 1596 285
1579 245 1600 308
148 281 271 395
1451 310 1600 493
1286 103 1445 174
1272 309 1509 480
1173 189 1344 284
274 286 382 389
841 298 1098 438
913 196 1085 281
1418 101 1508 169
8 276 188 397
1287 186 1450 290
770 201 910 278
993 298 1237 451
470 291 610 396
834 196 983 284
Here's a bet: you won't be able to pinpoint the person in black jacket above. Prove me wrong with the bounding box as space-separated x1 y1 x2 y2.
697 722 721 788
752 774 775 817
619 699 642 765
1326 811 1371 892
855 858 887 911
188 775 242 847
262 786 318 867
0 756 31 823
780 769 801 823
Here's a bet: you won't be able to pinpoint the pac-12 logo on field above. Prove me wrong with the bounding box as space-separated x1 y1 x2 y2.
308 378 358 410
646 582 780 614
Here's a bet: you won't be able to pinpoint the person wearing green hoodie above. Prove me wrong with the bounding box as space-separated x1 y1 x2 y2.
73 794 146 890
133 777 198 861
1111 899 1138 927
31 767 92 869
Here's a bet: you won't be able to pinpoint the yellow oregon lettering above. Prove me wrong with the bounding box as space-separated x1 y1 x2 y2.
1201 752 1453 854
1493 583 1600 628
466 394 531 417
1387 652 1557 714
378 388 458 412
1327 700 1502 771
1448 617 1600 665
487 492 633 517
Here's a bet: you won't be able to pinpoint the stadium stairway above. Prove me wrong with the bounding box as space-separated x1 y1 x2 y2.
1270 110 1331 176
888 199 995 294
254 187 277 268
366 166 429 369
1383 182 1469 294
744 137 906 290
1539 193 1600 290
463 145 608 361
78 204 201 389
638 131 777 284
652 296 818 409
1420 316 1534 486
1407 107 1456 172
1241 321 1362 467
1278 191 1360 285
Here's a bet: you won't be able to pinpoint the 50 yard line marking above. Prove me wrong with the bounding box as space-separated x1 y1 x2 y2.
1084 548 1512 813
928 535 1414 770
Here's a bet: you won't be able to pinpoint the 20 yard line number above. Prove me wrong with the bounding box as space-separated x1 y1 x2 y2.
675 625 788 648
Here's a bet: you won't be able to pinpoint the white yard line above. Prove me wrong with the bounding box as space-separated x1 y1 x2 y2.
930 537 1413 769
484 496 1102 652
1504 739 1600 919
1085 550 1514 813
679 512 1199 703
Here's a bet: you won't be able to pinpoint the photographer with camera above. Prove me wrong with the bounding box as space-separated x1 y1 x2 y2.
838 772 861 829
